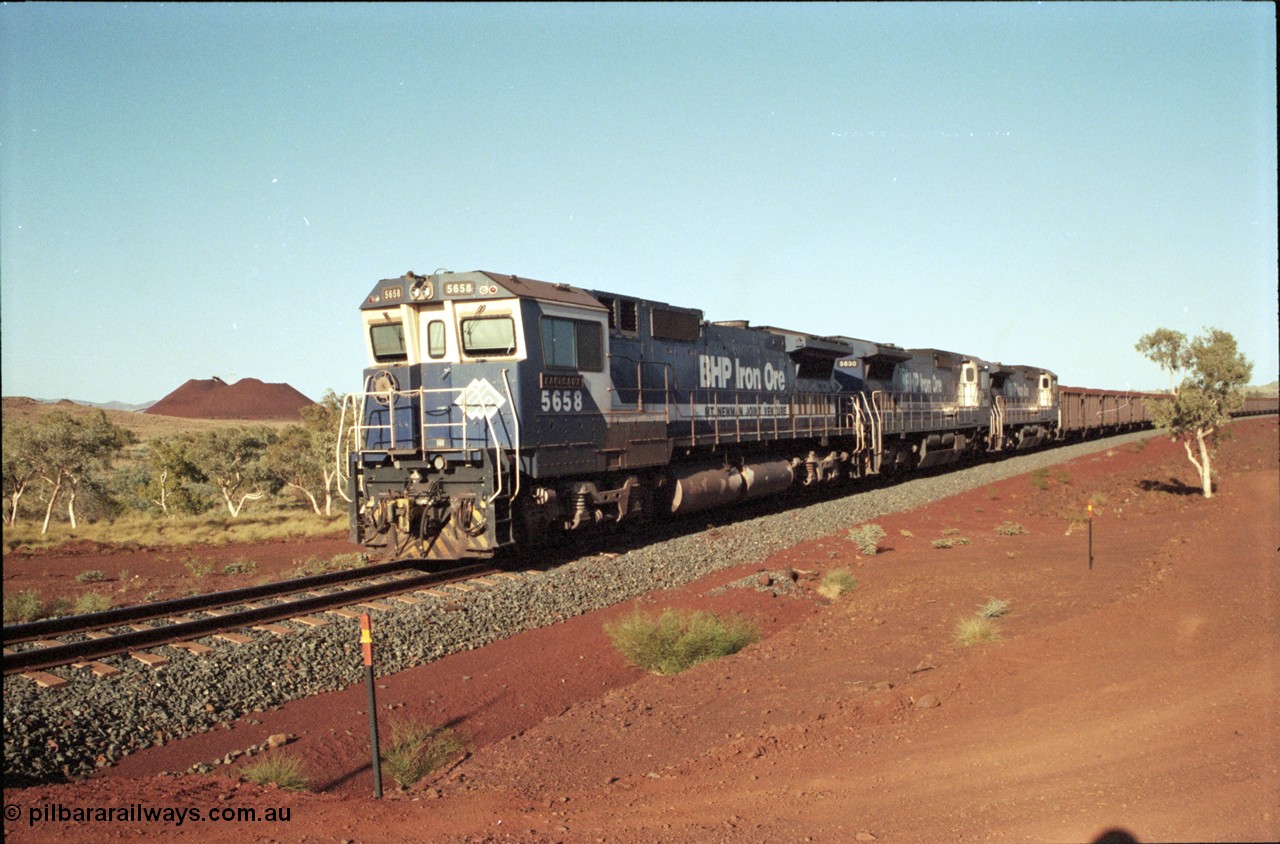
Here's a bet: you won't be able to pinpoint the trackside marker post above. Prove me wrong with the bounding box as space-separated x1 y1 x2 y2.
1087 501 1094 570
361 612 383 798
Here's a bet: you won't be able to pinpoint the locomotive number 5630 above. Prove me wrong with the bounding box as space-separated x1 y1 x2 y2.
541 389 583 413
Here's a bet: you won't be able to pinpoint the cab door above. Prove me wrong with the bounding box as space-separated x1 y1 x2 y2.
959 362 979 408
1038 373 1054 408
537 304 611 415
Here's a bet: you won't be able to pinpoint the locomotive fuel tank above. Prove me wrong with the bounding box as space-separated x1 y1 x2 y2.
669 460 795 515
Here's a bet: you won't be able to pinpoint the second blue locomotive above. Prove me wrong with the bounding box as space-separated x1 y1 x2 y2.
341 270 1059 560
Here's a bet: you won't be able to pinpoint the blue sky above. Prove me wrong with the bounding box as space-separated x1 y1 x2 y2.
2 2 1275 404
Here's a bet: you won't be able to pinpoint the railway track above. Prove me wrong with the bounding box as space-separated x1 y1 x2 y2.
2 559 498 679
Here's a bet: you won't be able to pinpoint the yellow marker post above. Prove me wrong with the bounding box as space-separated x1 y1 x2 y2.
1087 501 1094 570
361 613 383 798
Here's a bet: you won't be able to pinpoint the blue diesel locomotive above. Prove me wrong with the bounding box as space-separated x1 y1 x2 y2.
340 269 1063 561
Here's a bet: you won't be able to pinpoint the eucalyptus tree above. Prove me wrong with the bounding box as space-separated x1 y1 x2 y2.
1137 327 1253 498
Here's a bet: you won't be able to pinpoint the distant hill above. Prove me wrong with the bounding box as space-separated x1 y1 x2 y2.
1 396 303 442
144 377 314 420
25 397 157 412
1246 381 1279 397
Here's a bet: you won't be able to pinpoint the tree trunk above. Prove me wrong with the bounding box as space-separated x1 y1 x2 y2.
1196 429 1213 498
224 490 265 518
41 477 63 534
152 469 169 516
328 467 352 504
1183 434 1213 499
286 481 322 516
5 486 25 526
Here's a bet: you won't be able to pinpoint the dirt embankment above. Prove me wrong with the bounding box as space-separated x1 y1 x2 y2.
4 418 1277 843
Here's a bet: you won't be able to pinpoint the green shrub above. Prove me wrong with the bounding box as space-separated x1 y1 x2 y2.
954 615 1001 646
1029 468 1050 490
289 552 368 578
240 752 311 791
330 552 369 570
977 598 1010 619
994 521 1028 536
848 523 887 555
76 570 107 583
817 569 858 600
3 590 70 623
4 590 46 624
381 719 466 787
223 558 258 575
605 609 760 675
74 591 113 615
183 556 214 578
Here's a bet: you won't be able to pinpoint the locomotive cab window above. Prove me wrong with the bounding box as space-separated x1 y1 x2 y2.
460 316 517 357
427 320 446 360
541 316 603 371
370 322 408 363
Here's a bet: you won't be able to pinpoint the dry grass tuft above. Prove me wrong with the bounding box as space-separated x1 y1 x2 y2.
605 609 760 676
381 719 467 787
240 752 311 791
954 615 1002 646
817 569 858 600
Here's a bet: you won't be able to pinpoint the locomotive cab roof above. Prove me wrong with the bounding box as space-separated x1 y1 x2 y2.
361 269 607 312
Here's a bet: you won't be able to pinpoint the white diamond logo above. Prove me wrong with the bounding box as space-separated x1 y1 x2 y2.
455 378 506 420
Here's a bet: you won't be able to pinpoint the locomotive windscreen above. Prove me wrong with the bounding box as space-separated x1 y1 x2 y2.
370 323 407 362
461 316 517 356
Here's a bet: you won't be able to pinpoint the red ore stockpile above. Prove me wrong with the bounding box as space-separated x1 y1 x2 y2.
144 377 314 420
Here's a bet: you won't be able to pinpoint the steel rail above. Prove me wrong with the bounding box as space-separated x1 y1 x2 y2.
4 561 495 676
2 558 429 646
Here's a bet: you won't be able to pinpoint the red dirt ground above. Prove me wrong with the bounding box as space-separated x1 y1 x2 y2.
3 535 364 611
4 418 1278 843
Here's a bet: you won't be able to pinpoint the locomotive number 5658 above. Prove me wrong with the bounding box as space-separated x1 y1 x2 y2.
541 389 583 412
